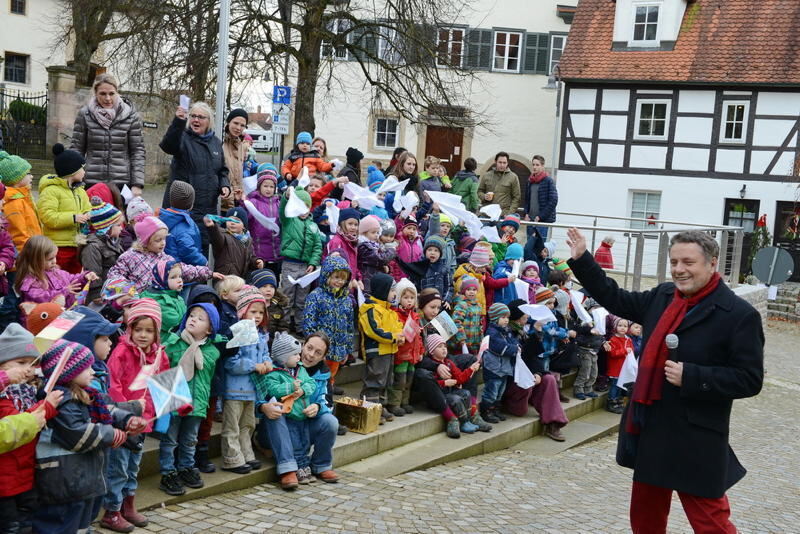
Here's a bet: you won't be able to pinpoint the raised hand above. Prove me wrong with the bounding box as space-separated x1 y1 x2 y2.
566 227 587 260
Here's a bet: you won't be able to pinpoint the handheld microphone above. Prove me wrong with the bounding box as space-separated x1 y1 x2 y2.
665 334 679 362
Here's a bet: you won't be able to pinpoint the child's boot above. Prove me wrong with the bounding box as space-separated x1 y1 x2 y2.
471 413 493 432
480 402 499 424
100 510 135 533
386 372 406 416
446 418 461 439
194 442 216 473
121 495 149 527
492 402 507 421
400 373 414 414
459 414 479 434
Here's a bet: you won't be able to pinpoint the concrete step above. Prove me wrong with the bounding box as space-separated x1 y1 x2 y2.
340 389 609 479
510 409 621 457
767 303 793 313
767 311 800 323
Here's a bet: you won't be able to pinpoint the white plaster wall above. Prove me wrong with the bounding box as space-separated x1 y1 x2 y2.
599 114 628 140
674 116 712 144
0 1 64 91
672 147 709 171
677 90 715 113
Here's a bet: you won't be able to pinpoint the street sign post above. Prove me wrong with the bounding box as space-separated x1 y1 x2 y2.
272 85 292 105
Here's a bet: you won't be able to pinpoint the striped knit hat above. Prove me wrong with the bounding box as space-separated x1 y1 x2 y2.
248 269 277 289
271 332 302 367
424 235 446 254
469 242 492 267
520 261 539 275
126 298 163 342
535 286 556 304
460 275 479 293
488 303 510 324
41 340 94 386
367 165 384 193
425 334 446 354
236 285 267 324
500 214 520 231
89 196 122 234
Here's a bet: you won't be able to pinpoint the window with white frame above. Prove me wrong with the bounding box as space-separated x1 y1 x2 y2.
377 27 402 64
437 27 465 67
630 191 661 229
492 31 522 72
375 117 399 149
635 100 670 140
321 19 350 60
633 5 659 42
3 53 27 84
720 101 749 143
549 34 567 74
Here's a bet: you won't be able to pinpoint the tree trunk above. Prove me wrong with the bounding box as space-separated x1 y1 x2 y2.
293 1 326 134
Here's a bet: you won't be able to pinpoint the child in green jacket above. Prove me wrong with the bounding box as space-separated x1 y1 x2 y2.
264 333 316 421
142 260 187 339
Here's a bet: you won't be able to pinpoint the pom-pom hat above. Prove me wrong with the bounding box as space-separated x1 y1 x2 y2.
52 143 85 178
41 340 94 386
88 197 122 234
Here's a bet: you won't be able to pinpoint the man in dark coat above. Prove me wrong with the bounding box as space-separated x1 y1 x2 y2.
523 155 558 239
565 228 763 534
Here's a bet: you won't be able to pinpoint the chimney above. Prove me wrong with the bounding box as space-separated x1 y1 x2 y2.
257 105 262 114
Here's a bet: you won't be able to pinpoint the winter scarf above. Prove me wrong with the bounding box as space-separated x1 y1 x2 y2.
231 230 252 245
0 383 37 412
88 97 130 130
529 171 548 184
179 329 207 381
85 385 114 424
629 272 722 434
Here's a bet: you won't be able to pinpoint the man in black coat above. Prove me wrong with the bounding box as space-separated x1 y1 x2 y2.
565 228 763 534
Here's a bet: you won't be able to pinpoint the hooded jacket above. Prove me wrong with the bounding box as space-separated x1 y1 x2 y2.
280 148 333 179
302 255 355 363
159 207 207 266
2 184 41 252
245 189 282 263
206 219 260 279
141 287 186 338
278 193 322 266
37 174 92 246
61 306 120 393
594 241 614 270
264 365 316 420
224 330 271 401
70 97 146 189
359 275 403 358
451 170 480 213
81 232 124 302
304 361 332 416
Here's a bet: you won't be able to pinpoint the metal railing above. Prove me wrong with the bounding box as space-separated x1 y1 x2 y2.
509 212 744 291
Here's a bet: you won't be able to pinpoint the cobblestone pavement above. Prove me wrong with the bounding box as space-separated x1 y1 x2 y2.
107 323 800 534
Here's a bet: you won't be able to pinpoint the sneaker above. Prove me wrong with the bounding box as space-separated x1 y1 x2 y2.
332 385 345 395
178 467 204 489
446 419 461 439
247 460 262 470
159 471 186 496
471 414 493 432
386 404 406 417
100 510 135 533
337 424 349 436
400 404 414 414
305 466 317 483
222 463 252 475
460 420 479 434
544 423 566 442
315 470 340 483
297 467 312 485
586 391 599 398
381 407 395 422
574 392 587 400
279 471 299 491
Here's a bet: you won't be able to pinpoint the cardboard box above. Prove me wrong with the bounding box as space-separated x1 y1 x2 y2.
334 397 382 434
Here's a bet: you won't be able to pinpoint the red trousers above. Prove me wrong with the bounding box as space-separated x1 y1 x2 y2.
630 480 737 534
56 247 82 274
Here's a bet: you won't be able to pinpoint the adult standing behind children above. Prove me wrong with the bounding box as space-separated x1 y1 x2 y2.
221 109 248 210
160 102 231 250
70 73 146 194
523 155 558 239
477 151 520 217
565 227 763 534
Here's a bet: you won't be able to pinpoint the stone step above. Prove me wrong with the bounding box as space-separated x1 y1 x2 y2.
767 303 793 313
767 311 800 323
134 372 588 510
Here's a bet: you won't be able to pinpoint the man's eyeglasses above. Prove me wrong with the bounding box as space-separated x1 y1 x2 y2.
189 114 209 120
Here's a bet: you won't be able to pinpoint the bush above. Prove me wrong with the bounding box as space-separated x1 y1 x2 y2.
8 99 46 125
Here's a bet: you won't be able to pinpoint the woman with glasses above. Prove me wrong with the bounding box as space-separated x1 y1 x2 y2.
160 102 232 249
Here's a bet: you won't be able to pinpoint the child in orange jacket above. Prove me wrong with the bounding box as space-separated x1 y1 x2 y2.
0 151 41 252
281 131 335 181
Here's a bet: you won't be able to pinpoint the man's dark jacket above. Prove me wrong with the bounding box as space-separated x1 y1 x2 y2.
568 251 763 498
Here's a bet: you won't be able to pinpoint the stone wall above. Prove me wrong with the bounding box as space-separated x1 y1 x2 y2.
46 66 172 185
732 284 769 323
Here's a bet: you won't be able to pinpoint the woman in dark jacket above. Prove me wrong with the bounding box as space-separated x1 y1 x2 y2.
160 102 231 249
70 73 146 193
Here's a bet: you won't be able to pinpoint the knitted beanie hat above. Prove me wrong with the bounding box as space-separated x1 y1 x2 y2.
126 196 154 225
508 298 528 321
52 143 85 178
135 216 168 246
418 288 442 309
370 273 395 303
339 208 361 225
439 214 452 226
271 332 303 367
425 334 445 354
505 243 523 261
151 259 180 290
520 260 540 275
359 214 381 235
294 188 312 208
41 340 94 386
488 303 510 323
248 268 277 289
26 302 65 336
469 242 492 267
554 289 570 315
126 298 163 340
500 214 520 231
226 207 249 229
346 147 364 165
0 323 39 364
226 108 248 125
367 165 384 193
460 275 479 293
0 150 32 186
394 278 417 301
402 215 418 229
257 168 279 190
169 181 195 211
296 131 313 145
379 218 396 237
256 162 279 181
86 183 114 205
88 196 122 234
424 235 446 254
236 285 267 320
535 286 556 304
459 235 477 253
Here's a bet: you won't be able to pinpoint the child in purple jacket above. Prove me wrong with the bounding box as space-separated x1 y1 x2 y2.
357 215 396 295
242 169 282 275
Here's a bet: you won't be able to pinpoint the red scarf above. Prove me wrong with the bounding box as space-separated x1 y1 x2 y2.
529 171 548 184
628 272 721 432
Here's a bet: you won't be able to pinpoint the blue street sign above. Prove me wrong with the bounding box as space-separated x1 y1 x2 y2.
272 85 292 105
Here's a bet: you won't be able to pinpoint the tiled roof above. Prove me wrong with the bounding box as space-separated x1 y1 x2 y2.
559 0 800 85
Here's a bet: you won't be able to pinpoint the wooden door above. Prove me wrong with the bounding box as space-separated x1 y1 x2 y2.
424 125 464 177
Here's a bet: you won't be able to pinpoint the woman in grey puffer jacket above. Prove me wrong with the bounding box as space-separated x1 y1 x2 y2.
70 73 146 194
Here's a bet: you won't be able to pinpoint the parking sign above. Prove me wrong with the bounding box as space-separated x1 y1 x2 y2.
272 86 292 105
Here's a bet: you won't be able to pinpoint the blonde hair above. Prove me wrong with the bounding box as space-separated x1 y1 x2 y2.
93 73 119 92
69 383 92 405
424 155 441 169
15 236 58 293
188 102 215 133
215 275 245 298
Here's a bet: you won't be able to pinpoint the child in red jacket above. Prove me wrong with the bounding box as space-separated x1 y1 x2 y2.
603 317 633 414
0 325 61 530
387 279 424 417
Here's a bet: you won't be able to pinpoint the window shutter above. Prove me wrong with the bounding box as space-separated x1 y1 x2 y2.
465 28 493 70
522 33 550 74
406 23 437 65
350 26 378 62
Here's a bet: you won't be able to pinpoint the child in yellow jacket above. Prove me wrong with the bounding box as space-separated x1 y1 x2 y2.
359 273 404 423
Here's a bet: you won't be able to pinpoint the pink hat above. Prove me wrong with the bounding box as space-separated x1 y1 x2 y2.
425 334 446 354
135 216 167 245
468 243 492 267
359 215 381 235
126 298 163 342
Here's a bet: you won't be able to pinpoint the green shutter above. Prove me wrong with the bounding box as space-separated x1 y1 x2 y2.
522 33 550 74
350 26 378 62
465 28 493 70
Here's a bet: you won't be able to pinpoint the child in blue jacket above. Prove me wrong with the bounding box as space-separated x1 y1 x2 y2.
492 243 523 305
480 303 519 424
222 286 272 474
160 181 208 266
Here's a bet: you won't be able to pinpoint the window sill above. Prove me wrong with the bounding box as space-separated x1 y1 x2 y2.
718 140 747 146
632 136 669 143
